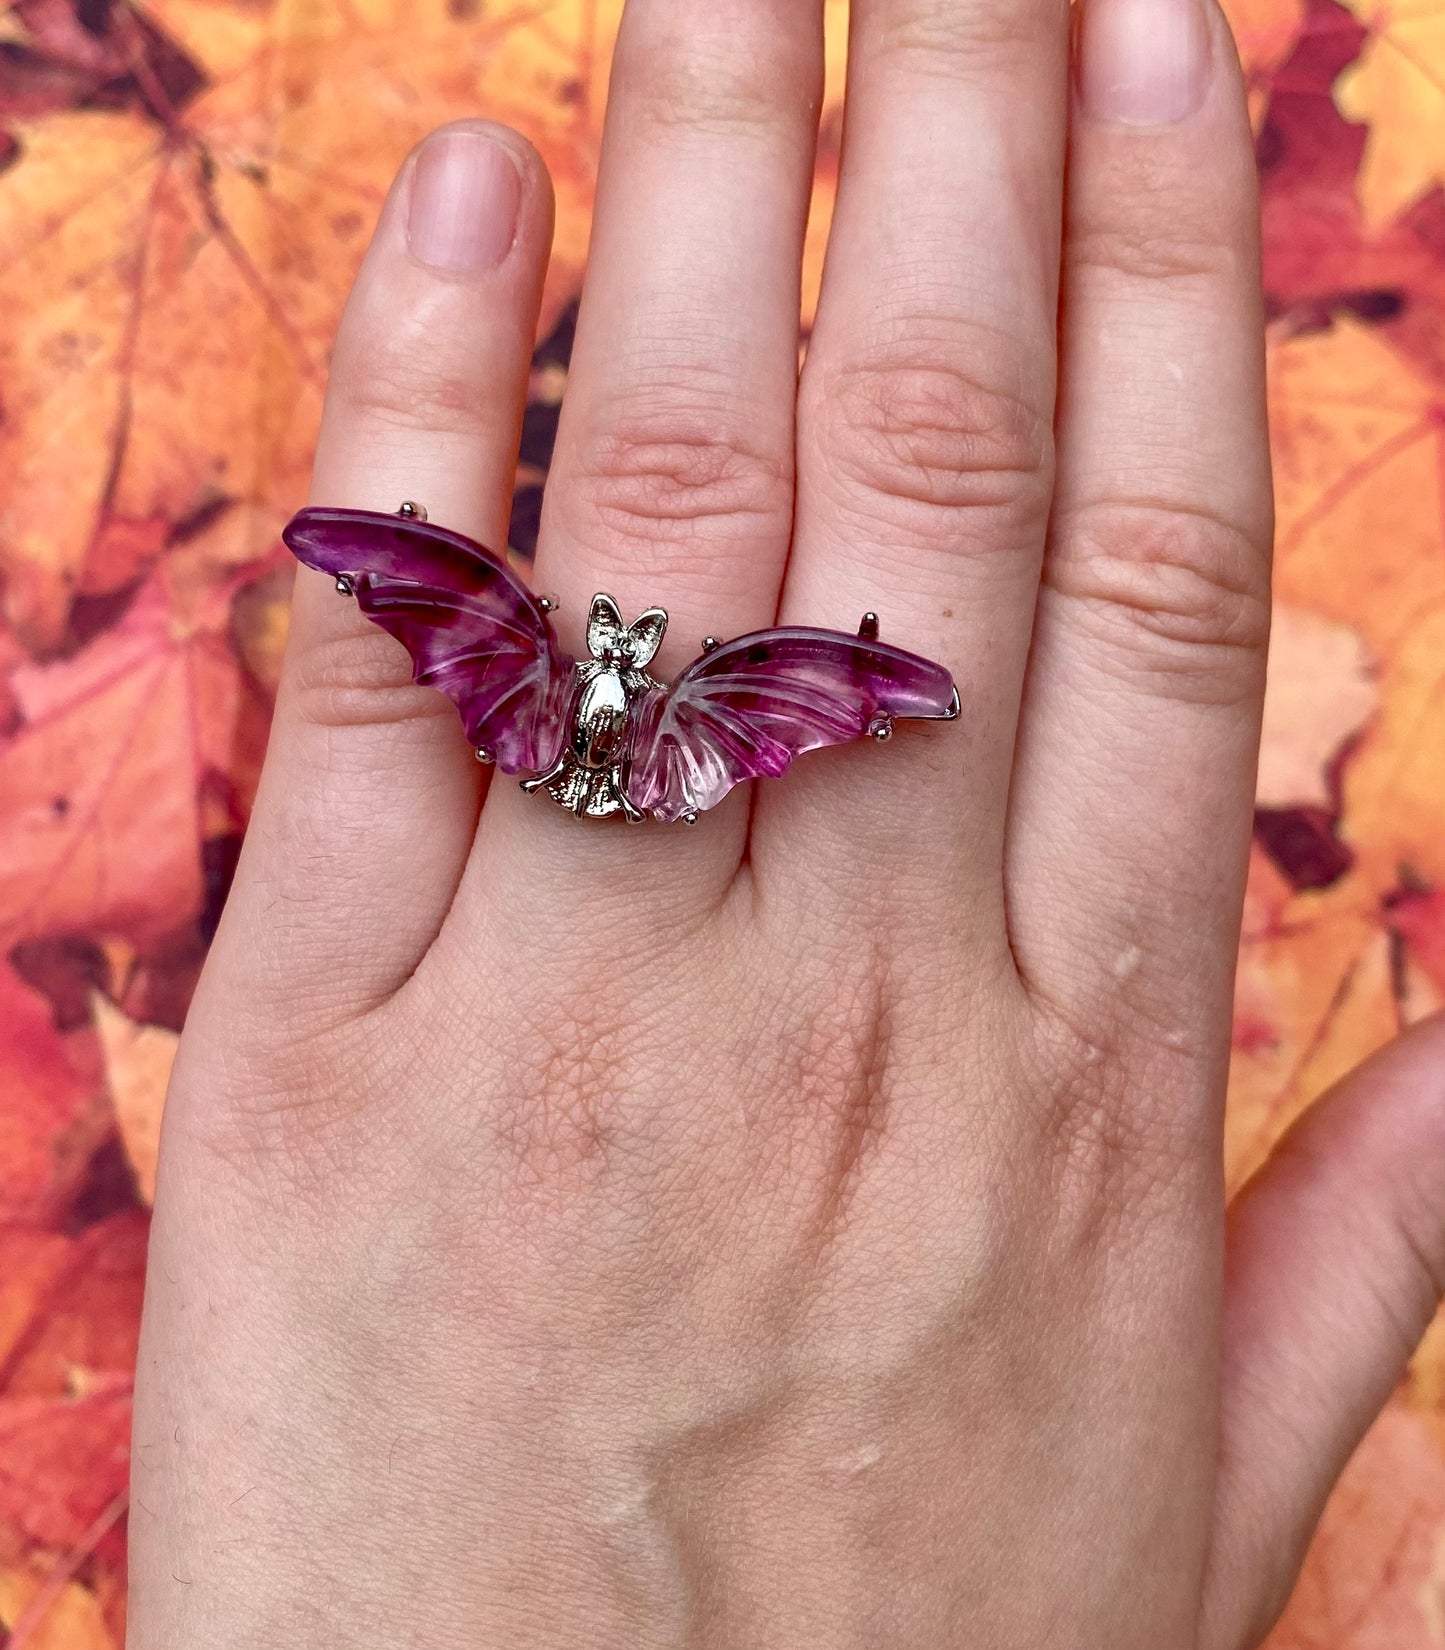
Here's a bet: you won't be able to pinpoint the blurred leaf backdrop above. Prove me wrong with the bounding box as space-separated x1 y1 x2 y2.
0 0 1443 1641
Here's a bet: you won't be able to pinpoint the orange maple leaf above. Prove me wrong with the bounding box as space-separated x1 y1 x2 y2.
0 0 609 647
1335 0 1445 230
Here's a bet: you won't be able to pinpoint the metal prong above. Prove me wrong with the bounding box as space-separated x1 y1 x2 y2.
475 747 495 765
335 575 354 596
538 596 559 613
858 612 880 641
869 713 894 743
397 500 427 521
680 808 700 826
701 636 721 654
943 686 961 720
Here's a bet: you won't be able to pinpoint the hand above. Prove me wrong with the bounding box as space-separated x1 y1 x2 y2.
128 0 1445 1645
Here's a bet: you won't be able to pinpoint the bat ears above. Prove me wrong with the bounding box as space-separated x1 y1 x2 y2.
587 594 626 659
587 594 668 668
626 608 668 669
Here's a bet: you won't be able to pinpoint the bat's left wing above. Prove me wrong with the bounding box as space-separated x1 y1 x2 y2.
283 507 576 775
626 628 959 823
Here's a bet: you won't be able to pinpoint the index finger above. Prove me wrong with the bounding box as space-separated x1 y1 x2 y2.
215 124 555 1028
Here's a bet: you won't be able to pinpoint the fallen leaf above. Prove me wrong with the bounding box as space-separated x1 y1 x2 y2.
91 993 176 1206
0 0 1441 1639
1268 320 1445 903
0 962 105 1226
0 1559 118 1650
1391 880 1445 967
1253 602 1379 893
0 0 607 646
1255 0 1445 374
0 1381 131 1554
0 522 272 954
1336 0 1445 229
0 1213 147 1400
1223 0 1310 120
1258 604 1378 811
0 1230 75 1379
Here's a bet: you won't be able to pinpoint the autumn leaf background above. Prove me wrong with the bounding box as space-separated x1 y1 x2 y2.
0 0 1442 1641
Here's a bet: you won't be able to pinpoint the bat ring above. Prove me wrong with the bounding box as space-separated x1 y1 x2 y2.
283 503 961 824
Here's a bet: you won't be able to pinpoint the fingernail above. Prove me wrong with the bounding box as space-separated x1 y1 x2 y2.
407 130 522 273
1077 0 1211 126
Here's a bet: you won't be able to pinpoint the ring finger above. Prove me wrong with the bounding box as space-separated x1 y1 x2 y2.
766 0 1070 915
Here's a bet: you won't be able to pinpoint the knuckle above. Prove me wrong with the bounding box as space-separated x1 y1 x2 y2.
454 943 693 1205
288 614 449 733
619 16 820 138
1069 214 1252 288
1045 500 1272 701
871 0 1064 66
479 986 685 1205
489 1021 628 1197
767 968 897 1245
1066 109 1258 290
1024 994 1200 1237
562 394 793 572
179 1029 385 1211
334 343 495 439
811 348 1052 533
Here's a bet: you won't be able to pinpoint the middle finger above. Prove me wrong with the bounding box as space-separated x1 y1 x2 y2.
768 0 1069 908
531 0 823 681
481 0 824 881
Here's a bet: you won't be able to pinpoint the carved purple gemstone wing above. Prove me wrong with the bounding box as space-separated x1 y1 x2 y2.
626 628 959 823
281 507 574 775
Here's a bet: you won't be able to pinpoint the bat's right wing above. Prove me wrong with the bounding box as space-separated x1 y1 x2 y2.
626 627 958 822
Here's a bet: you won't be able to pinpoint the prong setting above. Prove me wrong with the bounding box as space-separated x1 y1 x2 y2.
869 713 894 743
858 612 880 641
335 574 354 596
397 500 427 521
475 747 494 765
701 636 721 654
538 596 559 614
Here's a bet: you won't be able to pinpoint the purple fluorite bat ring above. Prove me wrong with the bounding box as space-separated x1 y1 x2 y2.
282 502 960 824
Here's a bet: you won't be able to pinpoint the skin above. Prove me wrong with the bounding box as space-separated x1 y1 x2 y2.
128 0 1445 1645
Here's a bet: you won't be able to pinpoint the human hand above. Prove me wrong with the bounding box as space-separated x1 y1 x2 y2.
128 0 1445 1645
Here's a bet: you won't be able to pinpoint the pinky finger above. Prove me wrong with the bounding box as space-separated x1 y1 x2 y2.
1203 1015 1445 1650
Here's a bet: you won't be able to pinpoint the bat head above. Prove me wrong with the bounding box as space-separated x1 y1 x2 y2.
586 593 668 670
